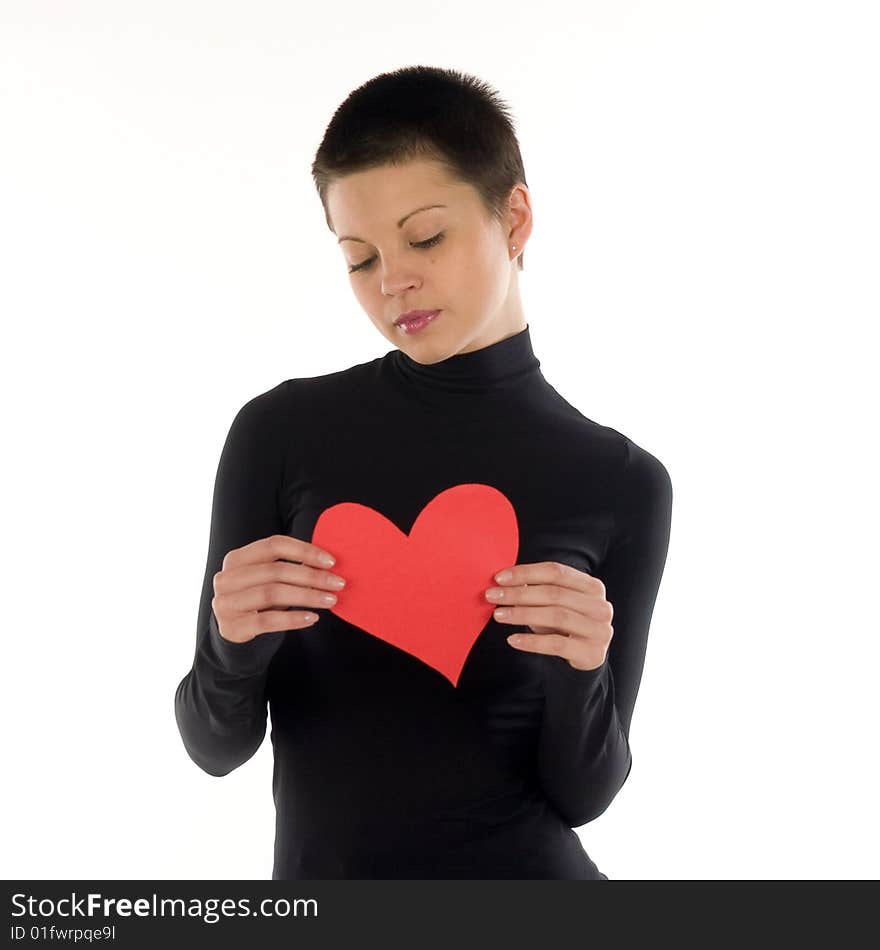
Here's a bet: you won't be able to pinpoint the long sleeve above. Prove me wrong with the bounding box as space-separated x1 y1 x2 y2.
174 391 289 777
536 438 673 827
172 326 675 879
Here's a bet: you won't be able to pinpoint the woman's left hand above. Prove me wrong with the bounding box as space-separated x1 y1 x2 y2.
485 561 613 672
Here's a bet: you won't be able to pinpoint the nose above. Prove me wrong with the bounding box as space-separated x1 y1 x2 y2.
379 257 423 297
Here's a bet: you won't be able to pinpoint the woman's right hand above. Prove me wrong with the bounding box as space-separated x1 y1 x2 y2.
212 534 346 643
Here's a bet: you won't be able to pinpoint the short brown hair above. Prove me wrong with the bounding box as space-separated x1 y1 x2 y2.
311 65 528 271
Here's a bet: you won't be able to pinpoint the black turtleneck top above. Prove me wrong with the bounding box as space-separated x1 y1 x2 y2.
174 324 672 880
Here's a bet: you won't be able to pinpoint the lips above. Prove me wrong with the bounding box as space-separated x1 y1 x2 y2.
395 309 440 326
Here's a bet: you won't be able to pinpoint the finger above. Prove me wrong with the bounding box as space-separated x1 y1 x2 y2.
505 631 571 657
486 582 611 623
216 557 346 597
250 610 321 635
494 561 605 598
224 533 337 572
236 608 322 638
492 603 590 637
523 624 568 636
214 582 339 618
506 631 607 671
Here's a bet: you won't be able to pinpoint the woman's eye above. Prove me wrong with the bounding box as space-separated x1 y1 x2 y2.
348 232 444 274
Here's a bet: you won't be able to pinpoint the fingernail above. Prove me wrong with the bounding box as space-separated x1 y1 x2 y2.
495 570 513 583
319 552 336 566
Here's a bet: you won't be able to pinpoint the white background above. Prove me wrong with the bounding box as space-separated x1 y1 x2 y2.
2 0 877 880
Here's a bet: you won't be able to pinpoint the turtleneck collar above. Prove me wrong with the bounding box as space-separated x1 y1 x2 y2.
390 323 540 394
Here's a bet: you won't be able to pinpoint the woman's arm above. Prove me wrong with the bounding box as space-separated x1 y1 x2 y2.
537 438 673 826
174 391 289 777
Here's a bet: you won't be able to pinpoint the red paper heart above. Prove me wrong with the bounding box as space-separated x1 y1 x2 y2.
311 483 519 687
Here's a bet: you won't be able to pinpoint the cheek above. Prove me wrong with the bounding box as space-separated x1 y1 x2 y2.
455 245 497 297
351 281 376 307
444 242 482 286
349 283 382 323
467 232 499 270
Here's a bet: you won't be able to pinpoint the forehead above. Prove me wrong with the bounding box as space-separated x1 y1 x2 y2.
327 159 468 236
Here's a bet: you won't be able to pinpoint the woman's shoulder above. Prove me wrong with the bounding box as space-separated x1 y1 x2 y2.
237 356 385 417
541 389 670 489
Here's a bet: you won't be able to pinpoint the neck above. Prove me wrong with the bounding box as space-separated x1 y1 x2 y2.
391 323 540 394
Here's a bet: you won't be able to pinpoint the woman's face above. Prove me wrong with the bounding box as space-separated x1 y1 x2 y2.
326 158 531 363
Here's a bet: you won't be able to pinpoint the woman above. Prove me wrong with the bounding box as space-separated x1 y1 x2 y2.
174 65 673 880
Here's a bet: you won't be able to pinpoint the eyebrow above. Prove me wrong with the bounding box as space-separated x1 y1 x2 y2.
337 204 447 244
